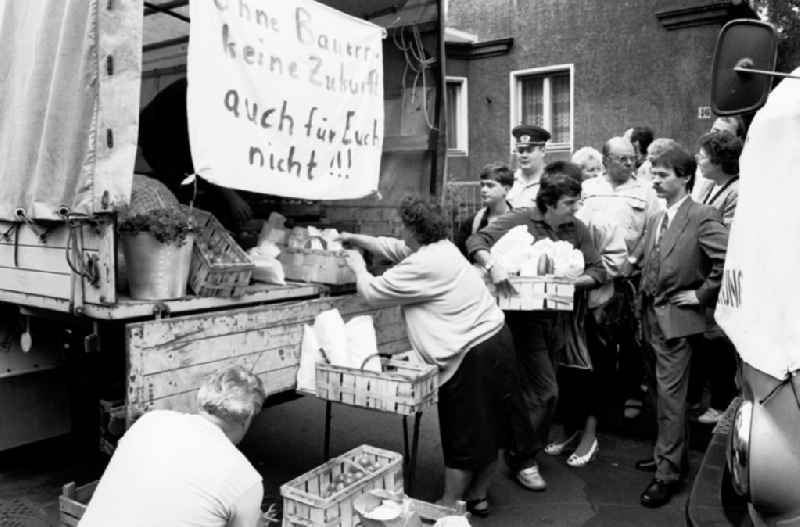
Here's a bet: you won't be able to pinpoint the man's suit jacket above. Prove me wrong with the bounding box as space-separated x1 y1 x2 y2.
642 198 728 340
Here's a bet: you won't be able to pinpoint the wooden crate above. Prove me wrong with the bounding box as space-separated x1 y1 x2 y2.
315 358 438 416
278 247 355 285
59 480 98 526
189 209 253 297
491 275 575 311
281 444 403 527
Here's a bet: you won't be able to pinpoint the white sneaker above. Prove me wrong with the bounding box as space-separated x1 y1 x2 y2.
698 407 723 424
516 464 547 491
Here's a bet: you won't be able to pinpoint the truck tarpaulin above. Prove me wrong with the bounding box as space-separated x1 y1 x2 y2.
715 67 800 380
0 0 142 221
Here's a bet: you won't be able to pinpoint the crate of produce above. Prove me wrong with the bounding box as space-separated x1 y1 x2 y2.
278 243 355 285
280 444 403 527
59 480 98 526
316 357 438 416
490 275 575 311
188 208 254 297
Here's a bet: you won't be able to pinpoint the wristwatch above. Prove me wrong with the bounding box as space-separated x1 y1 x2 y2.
483 258 495 272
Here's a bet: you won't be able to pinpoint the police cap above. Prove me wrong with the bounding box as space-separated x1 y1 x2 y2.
512 124 551 146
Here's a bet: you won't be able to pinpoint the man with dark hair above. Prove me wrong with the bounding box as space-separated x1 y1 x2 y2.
507 124 551 208
630 126 655 170
454 162 514 255
634 142 728 508
466 161 605 492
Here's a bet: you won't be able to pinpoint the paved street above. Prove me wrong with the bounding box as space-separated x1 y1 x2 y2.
1 394 710 526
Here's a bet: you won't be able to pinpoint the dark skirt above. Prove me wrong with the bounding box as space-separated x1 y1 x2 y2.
437 324 516 470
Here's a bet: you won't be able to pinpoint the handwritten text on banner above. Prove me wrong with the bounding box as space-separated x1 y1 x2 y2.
187 0 385 199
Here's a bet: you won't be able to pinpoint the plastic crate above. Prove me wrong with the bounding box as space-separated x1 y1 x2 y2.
280 444 403 527
489 275 575 311
315 358 438 416
188 208 253 297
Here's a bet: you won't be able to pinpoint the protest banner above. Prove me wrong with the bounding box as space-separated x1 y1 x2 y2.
187 0 385 200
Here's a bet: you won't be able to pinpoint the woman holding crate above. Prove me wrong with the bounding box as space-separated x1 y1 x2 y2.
339 196 525 518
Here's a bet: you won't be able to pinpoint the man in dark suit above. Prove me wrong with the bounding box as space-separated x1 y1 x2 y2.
634 142 729 508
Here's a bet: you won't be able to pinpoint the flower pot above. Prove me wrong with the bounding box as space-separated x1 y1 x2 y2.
120 233 194 300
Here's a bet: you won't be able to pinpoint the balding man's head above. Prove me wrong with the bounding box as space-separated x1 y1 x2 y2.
602 137 636 184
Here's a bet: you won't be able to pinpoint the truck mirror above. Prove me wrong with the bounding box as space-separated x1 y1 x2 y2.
711 19 778 116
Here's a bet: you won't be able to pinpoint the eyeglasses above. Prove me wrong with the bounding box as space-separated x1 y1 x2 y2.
606 154 636 164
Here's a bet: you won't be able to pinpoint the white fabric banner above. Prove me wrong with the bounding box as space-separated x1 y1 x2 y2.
187 0 385 200
714 67 800 380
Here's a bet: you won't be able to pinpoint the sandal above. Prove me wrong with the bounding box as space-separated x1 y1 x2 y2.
465 498 490 518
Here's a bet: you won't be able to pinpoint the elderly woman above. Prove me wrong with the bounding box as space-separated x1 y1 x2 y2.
340 196 518 517
571 146 604 181
80 366 267 527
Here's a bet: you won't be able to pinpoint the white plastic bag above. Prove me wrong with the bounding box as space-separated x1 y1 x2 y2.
247 243 285 285
490 225 534 274
314 309 349 367
250 257 286 285
258 212 289 246
296 324 323 394
345 315 381 372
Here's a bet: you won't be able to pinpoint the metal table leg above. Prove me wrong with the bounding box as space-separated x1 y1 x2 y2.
323 400 332 461
406 411 423 495
402 415 410 461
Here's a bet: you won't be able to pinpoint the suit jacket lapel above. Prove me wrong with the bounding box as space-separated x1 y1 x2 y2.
660 198 692 258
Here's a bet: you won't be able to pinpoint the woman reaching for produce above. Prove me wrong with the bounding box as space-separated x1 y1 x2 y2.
338 196 526 517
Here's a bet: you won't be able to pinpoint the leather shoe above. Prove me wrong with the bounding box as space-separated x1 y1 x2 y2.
635 458 657 472
640 479 680 508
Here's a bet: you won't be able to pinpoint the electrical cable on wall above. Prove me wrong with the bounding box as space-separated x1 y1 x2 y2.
392 25 438 132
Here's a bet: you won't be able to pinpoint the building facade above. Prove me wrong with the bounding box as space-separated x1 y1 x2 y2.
443 0 756 184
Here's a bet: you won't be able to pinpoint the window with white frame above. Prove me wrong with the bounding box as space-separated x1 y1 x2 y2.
510 66 572 152
445 76 468 156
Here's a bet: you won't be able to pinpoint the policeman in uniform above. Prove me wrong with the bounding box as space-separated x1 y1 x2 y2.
507 125 551 208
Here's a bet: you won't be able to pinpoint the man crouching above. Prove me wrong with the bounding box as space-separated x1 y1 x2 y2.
79 366 267 527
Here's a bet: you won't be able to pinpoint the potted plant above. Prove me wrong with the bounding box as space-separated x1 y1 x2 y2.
118 207 196 300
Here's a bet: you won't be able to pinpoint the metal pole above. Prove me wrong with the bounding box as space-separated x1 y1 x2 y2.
734 66 800 81
323 401 332 461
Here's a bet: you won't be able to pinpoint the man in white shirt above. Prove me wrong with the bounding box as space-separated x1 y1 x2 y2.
506 124 551 208
581 137 665 419
79 366 267 527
